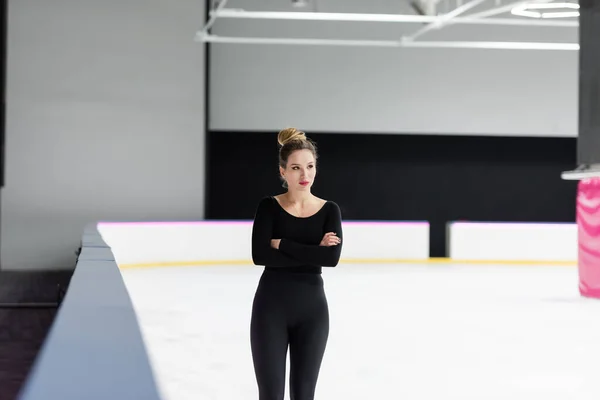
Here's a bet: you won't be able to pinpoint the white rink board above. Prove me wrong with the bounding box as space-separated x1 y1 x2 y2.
97 220 430 265
448 222 577 262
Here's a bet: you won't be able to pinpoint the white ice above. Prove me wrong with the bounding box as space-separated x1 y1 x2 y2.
120 263 600 400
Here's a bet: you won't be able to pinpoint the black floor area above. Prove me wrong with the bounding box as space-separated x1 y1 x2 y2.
0 270 72 400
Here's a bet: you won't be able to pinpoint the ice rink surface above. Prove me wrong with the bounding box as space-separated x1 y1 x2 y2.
120 262 600 400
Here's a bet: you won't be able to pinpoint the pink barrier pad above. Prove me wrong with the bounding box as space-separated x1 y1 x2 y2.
577 178 600 298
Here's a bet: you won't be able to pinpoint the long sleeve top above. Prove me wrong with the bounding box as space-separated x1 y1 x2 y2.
251 196 343 274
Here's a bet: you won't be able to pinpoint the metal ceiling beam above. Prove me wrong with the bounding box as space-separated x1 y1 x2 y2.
403 0 490 41
207 8 578 27
196 5 578 50
199 34 579 51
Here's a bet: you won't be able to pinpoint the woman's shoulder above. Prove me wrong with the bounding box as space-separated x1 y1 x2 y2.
325 200 341 213
313 196 341 215
257 195 278 207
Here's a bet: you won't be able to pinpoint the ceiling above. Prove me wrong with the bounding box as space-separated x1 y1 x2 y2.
198 0 579 50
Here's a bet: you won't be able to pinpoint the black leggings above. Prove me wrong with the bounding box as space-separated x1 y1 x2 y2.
250 271 329 400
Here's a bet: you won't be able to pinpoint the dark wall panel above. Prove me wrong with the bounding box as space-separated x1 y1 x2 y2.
206 131 578 257
578 0 600 165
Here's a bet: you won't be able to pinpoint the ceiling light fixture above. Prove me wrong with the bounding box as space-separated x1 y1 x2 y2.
511 2 579 18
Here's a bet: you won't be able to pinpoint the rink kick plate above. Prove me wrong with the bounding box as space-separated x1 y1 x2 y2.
577 178 600 298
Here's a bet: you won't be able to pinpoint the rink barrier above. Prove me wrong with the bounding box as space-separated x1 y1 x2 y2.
95 219 577 268
447 221 577 263
96 220 431 267
17 224 162 400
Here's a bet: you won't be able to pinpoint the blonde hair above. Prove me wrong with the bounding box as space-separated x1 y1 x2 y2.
277 127 318 188
278 127 307 147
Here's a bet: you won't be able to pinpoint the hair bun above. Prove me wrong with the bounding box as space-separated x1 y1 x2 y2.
278 127 306 147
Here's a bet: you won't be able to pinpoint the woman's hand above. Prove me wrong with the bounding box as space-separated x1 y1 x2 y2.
320 232 341 247
270 239 281 249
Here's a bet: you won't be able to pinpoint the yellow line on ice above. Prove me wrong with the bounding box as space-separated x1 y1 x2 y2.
118 258 577 269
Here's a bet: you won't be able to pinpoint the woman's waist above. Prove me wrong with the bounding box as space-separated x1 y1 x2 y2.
261 268 324 285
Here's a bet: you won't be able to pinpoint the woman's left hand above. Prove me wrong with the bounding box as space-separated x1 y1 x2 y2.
271 239 281 249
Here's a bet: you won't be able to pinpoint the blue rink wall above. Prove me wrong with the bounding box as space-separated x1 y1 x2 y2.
16 219 577 399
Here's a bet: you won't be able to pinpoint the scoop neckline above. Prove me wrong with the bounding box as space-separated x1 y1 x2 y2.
271 196 329 219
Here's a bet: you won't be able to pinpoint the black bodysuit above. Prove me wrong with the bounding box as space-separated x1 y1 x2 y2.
250 196 343 400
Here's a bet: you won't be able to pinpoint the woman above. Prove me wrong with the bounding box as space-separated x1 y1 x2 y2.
250 127 343 400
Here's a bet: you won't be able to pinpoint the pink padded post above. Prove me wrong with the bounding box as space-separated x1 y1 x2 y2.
577 178 600 298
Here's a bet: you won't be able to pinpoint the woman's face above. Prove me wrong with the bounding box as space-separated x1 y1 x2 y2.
280 149 316 191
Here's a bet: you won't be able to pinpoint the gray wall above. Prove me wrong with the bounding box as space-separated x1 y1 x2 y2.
209 0 578 137
3 0 206 270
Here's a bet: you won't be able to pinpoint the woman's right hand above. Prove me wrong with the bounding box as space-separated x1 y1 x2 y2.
320 232 341 247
